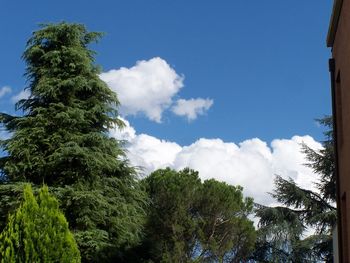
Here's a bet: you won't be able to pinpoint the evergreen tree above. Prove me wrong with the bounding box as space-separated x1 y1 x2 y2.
129 168 256 263
252 116 335 262
142 168 202 263
196 179 256 262
0 22 123 185
0 22 147 262
0 184 80 263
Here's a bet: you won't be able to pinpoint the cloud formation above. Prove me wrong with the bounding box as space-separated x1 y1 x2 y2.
172 98 213 121
110 118 182 171
111 119 322 206
0 86 12 98
100 57 184 122
101 57 214 122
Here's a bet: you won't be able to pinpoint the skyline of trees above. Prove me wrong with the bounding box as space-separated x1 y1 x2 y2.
0 22 335 262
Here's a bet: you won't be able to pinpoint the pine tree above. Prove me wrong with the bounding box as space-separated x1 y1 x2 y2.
0 184 80 263
196 179 256 262
0 22 123 185
0 22 147 262
142 168 202 263
252 116 335 262
130 168 256 263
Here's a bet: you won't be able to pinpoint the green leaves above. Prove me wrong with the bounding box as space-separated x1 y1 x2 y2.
253 116 335 262
138 168 255 263
0 22 148 262
302 116 335 202
142 168 201 262
0 184 81 263
1 22 121 185
197 180 255 262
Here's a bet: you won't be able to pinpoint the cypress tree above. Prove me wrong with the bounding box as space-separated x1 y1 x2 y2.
0 22 147 262
0 184 80 263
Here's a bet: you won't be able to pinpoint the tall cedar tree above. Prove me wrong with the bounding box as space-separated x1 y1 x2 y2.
0 184 80 263
252 116 336 262
0 23 147 262
125 168 256 263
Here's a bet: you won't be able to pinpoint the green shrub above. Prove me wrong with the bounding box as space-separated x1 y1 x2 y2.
0 184 80 263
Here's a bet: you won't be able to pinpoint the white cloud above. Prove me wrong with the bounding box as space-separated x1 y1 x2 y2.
0 86 12 98
110 117 137 142
110 120 322 206
100 57 184 122
125 134 182 172
11 89 30 103
173 136 321 205
110 118 182 171
172 98 213 121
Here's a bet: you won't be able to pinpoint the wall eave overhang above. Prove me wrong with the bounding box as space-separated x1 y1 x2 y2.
327 0 343 47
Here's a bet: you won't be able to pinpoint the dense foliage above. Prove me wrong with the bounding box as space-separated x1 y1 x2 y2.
0 184 80 262
127 168 256 263
197 179 256 262
0 22 147 262
0 22 123 185
252 116 335 262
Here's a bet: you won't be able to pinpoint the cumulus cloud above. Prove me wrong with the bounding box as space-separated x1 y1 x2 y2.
11 89 30 103
110 117 137 142
110 118 182 171
100 57 184 122
173 136 321 205
0 86 12 98
111 120 322 206
172 98 213 121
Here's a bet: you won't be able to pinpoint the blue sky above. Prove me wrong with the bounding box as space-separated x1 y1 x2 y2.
0 1 334 204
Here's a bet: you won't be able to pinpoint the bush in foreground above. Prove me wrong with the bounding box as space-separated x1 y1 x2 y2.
0 184 80 263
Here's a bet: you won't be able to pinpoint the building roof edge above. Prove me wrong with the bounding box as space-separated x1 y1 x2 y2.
327 0 343 47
